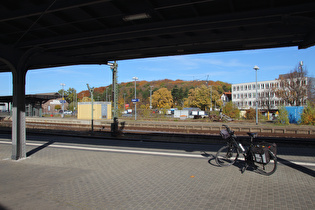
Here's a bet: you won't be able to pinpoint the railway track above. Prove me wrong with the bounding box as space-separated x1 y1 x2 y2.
1 119 314 141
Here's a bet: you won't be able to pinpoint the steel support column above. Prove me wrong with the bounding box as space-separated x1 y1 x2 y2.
11 69 27 160
0 46 35 160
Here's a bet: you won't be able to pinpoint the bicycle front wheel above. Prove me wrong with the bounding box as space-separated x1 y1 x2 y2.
216 145 239 167
255 150 277 176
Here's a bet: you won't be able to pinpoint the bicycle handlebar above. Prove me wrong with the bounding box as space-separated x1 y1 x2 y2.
222 124 231 133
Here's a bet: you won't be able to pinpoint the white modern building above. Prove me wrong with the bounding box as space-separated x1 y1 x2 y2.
232 78 312 112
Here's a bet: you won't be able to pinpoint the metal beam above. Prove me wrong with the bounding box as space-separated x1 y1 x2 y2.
0 0 112 23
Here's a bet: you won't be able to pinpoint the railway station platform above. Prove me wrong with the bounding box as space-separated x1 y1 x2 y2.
0 133 314 210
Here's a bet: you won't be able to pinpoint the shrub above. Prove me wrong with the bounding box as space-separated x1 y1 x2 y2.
223 102 240 119
245 108 256 120
275 106 289 125
301 101 315 125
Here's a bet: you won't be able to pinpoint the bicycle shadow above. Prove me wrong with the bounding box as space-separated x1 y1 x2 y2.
203 152 222 167
206 153 257 173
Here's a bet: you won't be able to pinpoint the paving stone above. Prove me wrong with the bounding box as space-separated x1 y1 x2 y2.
0 136 314 210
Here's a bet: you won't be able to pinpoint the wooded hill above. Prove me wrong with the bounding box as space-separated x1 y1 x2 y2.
78 79 231 108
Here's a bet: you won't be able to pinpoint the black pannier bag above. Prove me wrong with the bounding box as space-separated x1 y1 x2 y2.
252 142 277 164
220 130 230 139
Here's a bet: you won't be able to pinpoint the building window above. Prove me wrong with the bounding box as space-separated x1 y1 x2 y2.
233 94 236 99
244 93 247 98
233 86 236 91
249 93 251 98
237 86 239 91
261 84 264 89
253 84 255 89
241 85 243 91
245 85 247 90
266 83 269 89
248 85 251 90
241 94 243 99
237 94 240 99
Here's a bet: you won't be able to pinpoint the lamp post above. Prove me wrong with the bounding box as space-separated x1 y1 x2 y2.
108 61 118 119
60 83 65 118
133 76 138 120
87 84 94 133
253 65 259 125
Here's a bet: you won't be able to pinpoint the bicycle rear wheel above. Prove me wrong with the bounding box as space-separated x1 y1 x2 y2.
216 145 239 167
255 150 277 176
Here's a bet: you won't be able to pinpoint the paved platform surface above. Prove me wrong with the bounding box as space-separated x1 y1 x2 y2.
0 133 314 210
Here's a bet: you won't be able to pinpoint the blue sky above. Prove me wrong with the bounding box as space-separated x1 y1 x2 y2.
0 46 314 96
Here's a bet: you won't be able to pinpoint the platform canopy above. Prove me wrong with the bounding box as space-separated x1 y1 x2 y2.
0 93 60 103
1 0 315 72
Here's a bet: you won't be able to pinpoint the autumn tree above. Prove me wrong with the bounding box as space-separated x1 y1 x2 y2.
223 101 240 119
80 97 92 102
301 101 315 125
245 108 256 120
275 62 308 106
184 85 222 111
151 88 173 109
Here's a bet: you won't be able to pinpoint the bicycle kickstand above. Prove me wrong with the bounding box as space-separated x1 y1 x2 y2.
241 164 248 174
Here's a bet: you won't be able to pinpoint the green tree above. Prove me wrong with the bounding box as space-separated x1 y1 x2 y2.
68 102 76 112
55 105 61 110
172 85 184 106
152 88 173 108
140 104 150 118
222 84 231 93
58 88 77 104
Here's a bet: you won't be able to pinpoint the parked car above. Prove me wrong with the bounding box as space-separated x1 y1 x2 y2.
64 110 72 115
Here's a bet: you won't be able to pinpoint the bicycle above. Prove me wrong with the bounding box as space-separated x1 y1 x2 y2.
215 124 277 176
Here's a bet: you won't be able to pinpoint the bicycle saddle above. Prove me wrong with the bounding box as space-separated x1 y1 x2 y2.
247 132 257 138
